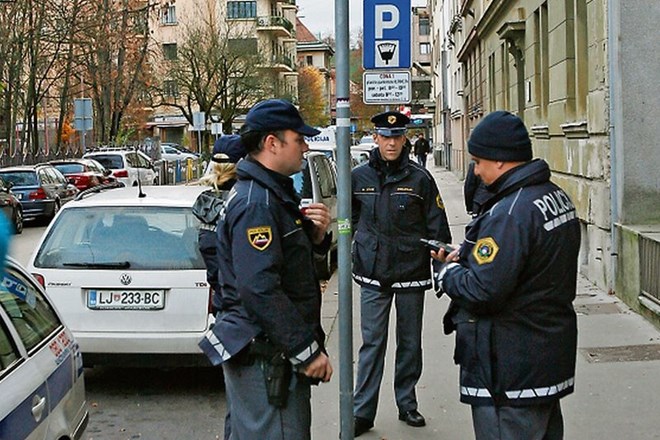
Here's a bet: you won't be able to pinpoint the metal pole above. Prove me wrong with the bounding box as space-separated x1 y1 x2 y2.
335 0 353 438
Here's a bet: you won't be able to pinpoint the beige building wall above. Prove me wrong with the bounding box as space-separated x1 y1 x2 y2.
433 0 612 291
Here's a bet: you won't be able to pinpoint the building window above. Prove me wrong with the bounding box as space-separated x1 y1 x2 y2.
570 0 588 118
162 43 177 61
488 53 496 111
228 38 258 54
501 44 510 109
160 5 177 25
306 55 313 66
163 80 179 98
534 3 549 119
227 1 257 19
420 43 431 55
419 17 430 35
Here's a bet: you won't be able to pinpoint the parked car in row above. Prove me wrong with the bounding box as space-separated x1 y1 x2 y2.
50 158 117 191
28 185 212 367
160 144 198 162
0 164 78 223
291 151 338 279
83 148 157 187
0 257 88 440
0 179 23 234
162 142 199 158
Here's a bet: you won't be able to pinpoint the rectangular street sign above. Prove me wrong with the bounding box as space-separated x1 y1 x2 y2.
73 98 93 131
363 0 411 69
363 71 411 104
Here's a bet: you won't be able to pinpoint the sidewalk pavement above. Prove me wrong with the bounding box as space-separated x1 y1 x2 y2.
312 165 660 440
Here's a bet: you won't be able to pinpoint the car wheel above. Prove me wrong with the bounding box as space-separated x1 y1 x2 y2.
315 250 334 280
13 209 23 234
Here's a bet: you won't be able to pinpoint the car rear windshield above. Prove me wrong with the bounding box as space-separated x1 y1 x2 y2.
53 164 85 174
89 154 124 169
0 171 38 186
34 206 205 270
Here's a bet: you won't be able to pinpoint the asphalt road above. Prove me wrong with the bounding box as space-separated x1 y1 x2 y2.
9 220 229 440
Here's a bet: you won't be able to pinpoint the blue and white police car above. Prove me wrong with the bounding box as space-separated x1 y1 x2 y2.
0 257 88 440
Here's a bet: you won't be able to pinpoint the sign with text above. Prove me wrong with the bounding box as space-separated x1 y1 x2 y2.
363 0 411 69
363 71 411 104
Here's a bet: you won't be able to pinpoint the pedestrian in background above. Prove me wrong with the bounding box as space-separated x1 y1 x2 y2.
413 132 431 167
201 99 333 439
351 111 452 437
432 111 580 440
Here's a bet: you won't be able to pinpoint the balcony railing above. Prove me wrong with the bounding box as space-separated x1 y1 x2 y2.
256 15 295 36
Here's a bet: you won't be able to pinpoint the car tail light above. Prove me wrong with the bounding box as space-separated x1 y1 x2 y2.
113 170 129 178
32 273 45 287
28 188 47 200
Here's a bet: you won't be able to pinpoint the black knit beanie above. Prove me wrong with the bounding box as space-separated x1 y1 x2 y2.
467 111 532 162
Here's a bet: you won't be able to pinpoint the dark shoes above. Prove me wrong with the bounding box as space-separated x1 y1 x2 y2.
398 409 426 427
354 416 374 437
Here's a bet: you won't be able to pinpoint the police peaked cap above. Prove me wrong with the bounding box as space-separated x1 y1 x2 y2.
244 99 320 137
212 134 245 163
371 111 410 136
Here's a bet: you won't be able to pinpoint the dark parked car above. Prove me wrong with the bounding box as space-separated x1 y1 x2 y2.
0 178 23 234
50 158 117 191
0 164 79 222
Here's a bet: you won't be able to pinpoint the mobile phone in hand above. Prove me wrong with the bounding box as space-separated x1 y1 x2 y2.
420 238 454 254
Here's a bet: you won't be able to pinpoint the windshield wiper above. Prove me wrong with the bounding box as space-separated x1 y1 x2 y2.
62 261 131 269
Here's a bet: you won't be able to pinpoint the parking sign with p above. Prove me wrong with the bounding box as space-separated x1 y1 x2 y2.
363 0 411 69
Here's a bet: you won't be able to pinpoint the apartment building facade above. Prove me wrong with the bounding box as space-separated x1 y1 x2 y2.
149 0 299 143
295 18 334 117
429 0 660 326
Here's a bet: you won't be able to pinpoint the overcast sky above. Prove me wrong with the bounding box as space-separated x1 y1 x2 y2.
296 0 427 38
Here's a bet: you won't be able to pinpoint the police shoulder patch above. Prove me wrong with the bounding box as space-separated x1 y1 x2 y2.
436 194 445 210
247 226 272 251
472 237 499 265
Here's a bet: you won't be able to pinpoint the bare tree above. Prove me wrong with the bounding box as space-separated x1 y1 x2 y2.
149 4 273 150
78 0 153 144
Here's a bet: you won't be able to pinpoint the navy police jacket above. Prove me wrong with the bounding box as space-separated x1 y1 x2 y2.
199 158 328 367
435 159 580 406
352 148 451 292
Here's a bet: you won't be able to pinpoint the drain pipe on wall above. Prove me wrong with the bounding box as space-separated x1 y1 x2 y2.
607 0 623 295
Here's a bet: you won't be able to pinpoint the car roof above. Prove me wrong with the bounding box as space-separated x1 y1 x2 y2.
0 165 40 172
62 185 207 209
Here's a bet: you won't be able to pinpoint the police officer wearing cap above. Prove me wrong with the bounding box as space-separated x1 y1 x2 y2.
200 99 333 439
351 111 452 436
432 111 580 439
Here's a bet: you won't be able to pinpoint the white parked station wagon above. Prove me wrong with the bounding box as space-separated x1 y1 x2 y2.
27 185 212 367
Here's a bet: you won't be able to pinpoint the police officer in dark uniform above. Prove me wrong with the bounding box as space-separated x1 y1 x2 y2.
199 99 333 439
195 135 244 315
432 111 581 439
351 111 452 436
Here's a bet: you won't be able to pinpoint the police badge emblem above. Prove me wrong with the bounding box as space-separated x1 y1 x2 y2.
473 237 499 265
388 115 397 125
247 226 272 251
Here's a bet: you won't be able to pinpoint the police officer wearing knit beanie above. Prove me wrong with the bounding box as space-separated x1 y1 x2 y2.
432 110 580 440
467 111 532 186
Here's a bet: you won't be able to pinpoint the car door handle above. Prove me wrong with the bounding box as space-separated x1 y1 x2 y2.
31 394 47 422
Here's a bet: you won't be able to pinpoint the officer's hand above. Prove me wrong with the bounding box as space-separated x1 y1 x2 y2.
304 203 331 244
430 246 460 263
303 352 333 383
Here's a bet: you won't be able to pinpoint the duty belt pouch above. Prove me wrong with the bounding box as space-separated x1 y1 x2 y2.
262 352 292 408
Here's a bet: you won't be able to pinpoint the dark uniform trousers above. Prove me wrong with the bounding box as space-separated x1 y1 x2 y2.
353 287 425 421
471 401 564 440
